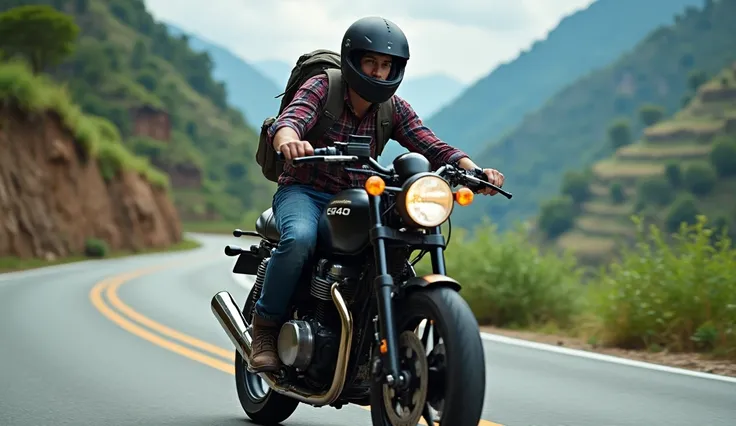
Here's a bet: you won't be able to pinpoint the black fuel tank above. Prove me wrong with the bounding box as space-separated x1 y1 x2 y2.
318 189 371 255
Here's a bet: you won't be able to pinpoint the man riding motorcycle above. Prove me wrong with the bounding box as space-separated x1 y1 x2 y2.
250 16 506 372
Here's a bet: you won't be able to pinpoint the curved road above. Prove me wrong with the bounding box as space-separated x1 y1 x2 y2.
1 233 735 426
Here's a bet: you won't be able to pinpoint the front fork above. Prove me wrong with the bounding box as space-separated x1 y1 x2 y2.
367 194 446 390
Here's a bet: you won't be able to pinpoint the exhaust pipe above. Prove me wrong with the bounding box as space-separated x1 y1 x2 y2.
210 285 354 407
211 291 252 361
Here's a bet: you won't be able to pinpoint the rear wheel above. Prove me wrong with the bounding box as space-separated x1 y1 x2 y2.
369 286 487 426
234 286 299 425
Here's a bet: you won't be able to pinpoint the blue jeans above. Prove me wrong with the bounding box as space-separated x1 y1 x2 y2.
254 184 333 322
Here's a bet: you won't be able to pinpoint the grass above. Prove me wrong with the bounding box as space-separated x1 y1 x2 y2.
615 143 712 161
589 182 636 198
582 201 634 217
0 59 169 189
585 216 736 356
555 231 619 262
431 218 736 359
576 216 637 238
592 159 664 181
644 118 723 140
0 238 201 273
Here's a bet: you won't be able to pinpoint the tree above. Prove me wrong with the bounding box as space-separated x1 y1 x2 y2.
638 103 665 127
664 161 682 186
666 194 700 233
131 40 147 69
0 5 80 74
537 196 576 239
610 181 626 204
560 170 592 204
709 136 736 177
608 118 632 149
687 69 708 92
636 175 674 207
684 162 717 196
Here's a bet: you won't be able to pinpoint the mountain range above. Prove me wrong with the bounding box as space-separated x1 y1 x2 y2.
165 24 466 132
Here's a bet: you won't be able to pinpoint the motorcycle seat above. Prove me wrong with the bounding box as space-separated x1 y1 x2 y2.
255 208 280 242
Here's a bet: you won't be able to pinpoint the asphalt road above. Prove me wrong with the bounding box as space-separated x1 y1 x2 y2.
1 232 735 426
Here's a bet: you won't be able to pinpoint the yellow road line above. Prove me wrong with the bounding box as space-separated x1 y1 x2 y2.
88 263 234 374
89 263 502 426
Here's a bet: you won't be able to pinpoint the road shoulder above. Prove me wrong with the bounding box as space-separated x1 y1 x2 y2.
479 325 736 378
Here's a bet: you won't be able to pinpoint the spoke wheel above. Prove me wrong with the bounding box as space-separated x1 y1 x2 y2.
369 286 486 426
381 330 428 426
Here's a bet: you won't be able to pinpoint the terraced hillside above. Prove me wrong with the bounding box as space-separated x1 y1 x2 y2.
552 64 736 265
457 0 736 232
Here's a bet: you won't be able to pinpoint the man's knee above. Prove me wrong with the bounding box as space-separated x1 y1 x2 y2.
278 221 319 261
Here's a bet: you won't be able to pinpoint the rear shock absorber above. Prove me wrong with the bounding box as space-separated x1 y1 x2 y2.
248 258 269 312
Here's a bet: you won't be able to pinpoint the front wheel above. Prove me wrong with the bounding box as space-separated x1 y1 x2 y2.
369 286 487 426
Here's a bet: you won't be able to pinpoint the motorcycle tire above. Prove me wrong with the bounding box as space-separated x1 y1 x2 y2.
234 285 300 425
369 286 487 426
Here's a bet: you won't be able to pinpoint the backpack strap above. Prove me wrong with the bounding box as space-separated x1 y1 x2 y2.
304 68 344 142
374 98 395 158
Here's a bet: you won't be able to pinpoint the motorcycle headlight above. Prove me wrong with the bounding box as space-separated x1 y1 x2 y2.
401 175 454 227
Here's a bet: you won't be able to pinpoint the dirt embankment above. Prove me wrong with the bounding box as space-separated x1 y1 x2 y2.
0 106 182 260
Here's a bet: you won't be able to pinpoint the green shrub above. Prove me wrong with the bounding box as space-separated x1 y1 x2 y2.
636 175 674 207
639 103 665 126
587 216 736 357
416 223 584 329
537 196 576 238
84 238 108 258
664 161 682 186
709 136 736 177
561 170 592 204
666 193 701 233
610 181 626 204
683 162 717 195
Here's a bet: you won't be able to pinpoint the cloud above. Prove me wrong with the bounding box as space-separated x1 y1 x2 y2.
143 0 595 83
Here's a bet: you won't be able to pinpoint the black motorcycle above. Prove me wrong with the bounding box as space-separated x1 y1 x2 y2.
211 136 512 425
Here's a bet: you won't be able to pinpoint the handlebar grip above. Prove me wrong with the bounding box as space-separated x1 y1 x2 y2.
467 168 513 199
276 147 338 162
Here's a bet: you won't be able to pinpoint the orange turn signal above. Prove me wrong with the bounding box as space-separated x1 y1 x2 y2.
365 176 386 196
455 187 474 206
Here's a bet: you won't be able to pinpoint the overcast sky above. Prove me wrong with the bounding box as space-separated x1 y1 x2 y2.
143 0 596 84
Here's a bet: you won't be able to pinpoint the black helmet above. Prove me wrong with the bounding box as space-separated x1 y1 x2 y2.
340 16 410 104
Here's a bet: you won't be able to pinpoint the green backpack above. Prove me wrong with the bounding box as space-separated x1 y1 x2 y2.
255 49 395 183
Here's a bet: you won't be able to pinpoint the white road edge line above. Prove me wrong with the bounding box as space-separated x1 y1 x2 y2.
229 259 736 385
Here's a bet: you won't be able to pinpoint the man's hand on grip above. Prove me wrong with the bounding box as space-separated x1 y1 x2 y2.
275 139 314 161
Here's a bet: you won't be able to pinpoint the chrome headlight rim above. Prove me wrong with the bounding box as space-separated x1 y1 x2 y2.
397 173 454 228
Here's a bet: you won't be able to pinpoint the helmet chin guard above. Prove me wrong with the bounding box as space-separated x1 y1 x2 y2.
340 16 410 104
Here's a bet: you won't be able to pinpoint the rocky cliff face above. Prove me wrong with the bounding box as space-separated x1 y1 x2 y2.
0 106 182 260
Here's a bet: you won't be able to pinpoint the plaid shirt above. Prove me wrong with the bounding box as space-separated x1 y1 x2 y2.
267 74 469 194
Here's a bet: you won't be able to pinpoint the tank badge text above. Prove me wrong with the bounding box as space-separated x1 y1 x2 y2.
326 207 351 216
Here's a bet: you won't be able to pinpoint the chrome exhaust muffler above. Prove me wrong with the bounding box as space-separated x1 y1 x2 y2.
210 283 353 407
210 291 252 361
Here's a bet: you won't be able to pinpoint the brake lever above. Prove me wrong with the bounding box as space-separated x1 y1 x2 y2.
465 168 513 199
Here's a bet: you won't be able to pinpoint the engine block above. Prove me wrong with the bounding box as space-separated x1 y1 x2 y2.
277 317 339 382
309 260 361 324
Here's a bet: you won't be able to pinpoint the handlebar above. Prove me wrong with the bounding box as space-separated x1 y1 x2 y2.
275 142 512 199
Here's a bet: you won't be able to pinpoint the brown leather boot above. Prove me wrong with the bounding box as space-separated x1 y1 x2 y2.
250 314 281 372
